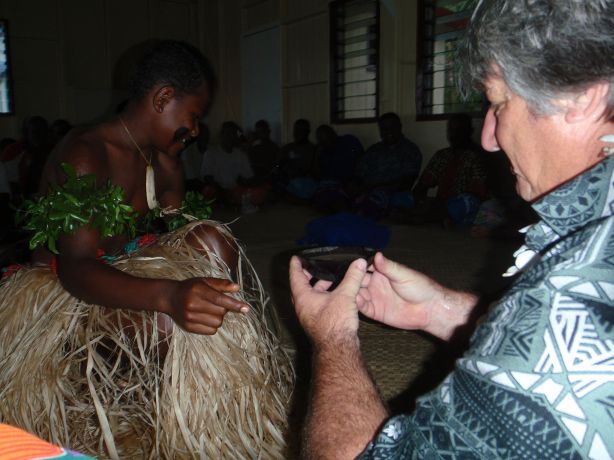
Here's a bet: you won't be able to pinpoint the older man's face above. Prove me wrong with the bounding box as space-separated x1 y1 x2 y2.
481 74 587 202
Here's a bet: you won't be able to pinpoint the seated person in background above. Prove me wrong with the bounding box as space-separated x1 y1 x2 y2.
289 0 614 457
471 149 538 238
202 121 268 209
49 118 72 149
0 160 10 241
408 113 488 226
313 124 363 212
0 137 15 195
180 121 209 192
247 119 279 185
0 40 291 459
353 112 422 220
2 116 51 198
276 118 317 199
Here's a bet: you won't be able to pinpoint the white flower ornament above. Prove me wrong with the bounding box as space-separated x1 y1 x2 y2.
382 421 403 440
502 225 539 277
601 134 614 157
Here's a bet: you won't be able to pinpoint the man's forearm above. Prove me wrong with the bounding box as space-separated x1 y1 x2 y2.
305 336 388 460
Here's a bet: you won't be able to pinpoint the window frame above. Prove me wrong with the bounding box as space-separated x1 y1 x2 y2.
415 0 483 121
0 18 15 116
329 0 380 124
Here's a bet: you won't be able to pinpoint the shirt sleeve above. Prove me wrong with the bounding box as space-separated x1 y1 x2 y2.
239 151 254 179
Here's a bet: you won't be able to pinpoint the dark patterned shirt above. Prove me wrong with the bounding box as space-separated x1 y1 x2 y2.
356 137 422 187
416 145 487 201
359 153 614 459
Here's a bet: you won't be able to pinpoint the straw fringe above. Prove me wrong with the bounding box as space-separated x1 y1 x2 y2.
0 220 294 459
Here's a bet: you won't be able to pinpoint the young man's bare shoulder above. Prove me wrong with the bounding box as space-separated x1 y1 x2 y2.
54 124 114 177
39 123 118 191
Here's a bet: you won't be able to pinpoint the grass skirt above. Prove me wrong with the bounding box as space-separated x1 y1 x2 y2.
0 221 294 459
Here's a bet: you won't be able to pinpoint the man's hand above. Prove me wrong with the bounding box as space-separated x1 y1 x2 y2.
356 252 440 330
290 256 389 459
357 252 478 341
166 277 250 335
289 256 368 345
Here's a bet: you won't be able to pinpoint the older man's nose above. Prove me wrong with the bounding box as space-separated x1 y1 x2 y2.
481 107 501 152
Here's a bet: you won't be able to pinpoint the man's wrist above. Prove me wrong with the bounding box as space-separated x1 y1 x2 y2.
312 333 361 356
155 279 178 315
424 289 479 341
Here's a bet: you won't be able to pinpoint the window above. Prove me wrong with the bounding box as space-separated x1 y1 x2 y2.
330 0 379 123
0 19 14 115
416 0 482 119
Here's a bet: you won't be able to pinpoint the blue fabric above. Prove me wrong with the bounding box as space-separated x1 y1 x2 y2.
389 191 415 209
297 212 390 248
447 193 480 226
286 176 318 199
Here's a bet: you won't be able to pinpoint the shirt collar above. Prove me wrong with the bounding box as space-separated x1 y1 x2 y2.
525 154 614 251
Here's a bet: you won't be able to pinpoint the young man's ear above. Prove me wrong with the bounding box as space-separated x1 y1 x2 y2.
152 86 176 113
564 81 611 124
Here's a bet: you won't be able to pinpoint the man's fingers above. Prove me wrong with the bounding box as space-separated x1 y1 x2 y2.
361 271 373 288
289 256 312 294
204 277 240 292
335 258 367 298
185 323 218 335
313 279 333 291
198 278 249 313
302 268 314 281
186 312 225 329
358 286 372 302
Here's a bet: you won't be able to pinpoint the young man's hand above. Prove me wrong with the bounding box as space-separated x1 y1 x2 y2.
165 277 249 335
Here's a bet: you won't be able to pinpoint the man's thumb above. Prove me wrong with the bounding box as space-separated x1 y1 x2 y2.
336 258 367 297
374 252 402 281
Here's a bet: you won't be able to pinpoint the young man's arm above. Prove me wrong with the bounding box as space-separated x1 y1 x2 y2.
56 225 247 335
46 145 248 335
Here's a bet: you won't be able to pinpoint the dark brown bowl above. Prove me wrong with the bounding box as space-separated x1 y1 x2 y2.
297 246 376 289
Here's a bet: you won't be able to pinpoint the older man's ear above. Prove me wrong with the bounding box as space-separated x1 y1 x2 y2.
563 81 611 124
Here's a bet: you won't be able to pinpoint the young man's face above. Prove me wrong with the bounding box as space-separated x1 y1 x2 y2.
157 84 210 157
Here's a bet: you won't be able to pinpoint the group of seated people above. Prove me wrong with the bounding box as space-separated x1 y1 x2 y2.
182 110 530 237
0 116 72 242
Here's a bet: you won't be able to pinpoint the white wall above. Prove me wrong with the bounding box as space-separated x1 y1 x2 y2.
0 0 202 138
0 0 453 166
239 0 450 165
241 26 281 143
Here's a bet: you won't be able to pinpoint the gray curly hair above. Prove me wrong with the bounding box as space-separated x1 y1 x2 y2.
458 0 614 117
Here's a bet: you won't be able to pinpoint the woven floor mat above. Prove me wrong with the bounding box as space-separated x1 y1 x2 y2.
358 319 438 402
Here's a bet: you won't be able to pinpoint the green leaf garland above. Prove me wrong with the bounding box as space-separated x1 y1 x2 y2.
144 191 213 232
18 163 137 254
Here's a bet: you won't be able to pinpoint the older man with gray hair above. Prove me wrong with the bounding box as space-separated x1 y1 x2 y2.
290 0 614 458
